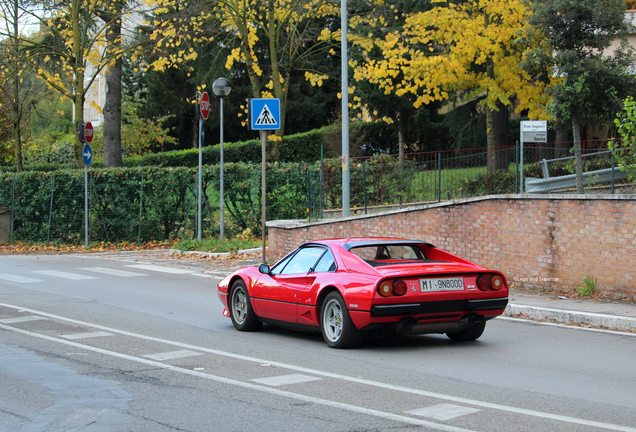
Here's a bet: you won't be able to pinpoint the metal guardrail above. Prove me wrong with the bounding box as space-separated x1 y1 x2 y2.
525 168 627 193
525 150 629 193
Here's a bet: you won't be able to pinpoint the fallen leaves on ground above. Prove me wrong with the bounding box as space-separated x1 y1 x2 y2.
0 241 174 255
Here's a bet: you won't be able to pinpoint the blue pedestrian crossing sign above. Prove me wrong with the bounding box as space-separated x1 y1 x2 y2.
249 98 281 131
82 144 92 166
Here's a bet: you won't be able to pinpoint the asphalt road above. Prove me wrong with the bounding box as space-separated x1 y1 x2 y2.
0 253 634 432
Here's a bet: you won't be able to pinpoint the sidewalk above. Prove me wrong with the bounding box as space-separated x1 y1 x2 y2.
505 291 636 333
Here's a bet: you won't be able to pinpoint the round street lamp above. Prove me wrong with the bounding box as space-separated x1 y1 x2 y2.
212 77 231 240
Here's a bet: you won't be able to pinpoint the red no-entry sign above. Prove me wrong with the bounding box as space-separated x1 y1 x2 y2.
200 91 210 120
84 122 94 143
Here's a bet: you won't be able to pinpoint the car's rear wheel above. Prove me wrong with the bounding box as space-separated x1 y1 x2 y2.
446 321 486 342
230 280 261 331
320 292 363 348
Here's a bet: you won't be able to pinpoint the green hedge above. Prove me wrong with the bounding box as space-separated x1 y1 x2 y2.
0 163 320 243
124 122 393 167
0 122 397 172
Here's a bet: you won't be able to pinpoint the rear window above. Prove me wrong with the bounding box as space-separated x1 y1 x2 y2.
349 244 426 266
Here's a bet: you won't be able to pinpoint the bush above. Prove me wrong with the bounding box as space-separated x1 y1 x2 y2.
609 96 636 180
455 170 516 196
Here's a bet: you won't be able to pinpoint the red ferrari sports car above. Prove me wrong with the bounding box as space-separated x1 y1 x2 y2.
217 238 509 348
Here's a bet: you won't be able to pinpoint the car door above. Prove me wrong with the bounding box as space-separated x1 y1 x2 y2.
296 248 337 326
251 246 325 323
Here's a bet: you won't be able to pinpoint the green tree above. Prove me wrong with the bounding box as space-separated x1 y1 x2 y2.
531 0 635 192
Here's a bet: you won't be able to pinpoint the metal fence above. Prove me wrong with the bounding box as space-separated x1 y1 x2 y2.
314 144 634 217
0 143 633 244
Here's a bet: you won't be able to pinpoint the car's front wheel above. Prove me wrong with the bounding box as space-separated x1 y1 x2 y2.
230 280 261 331
320 292 363 348
446 321 486 342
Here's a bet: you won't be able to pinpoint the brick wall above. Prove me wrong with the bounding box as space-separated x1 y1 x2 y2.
267 195 636 300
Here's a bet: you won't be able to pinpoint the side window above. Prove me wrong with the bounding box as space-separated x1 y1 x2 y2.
279 246 325 275
313 249 336 273
270 253 294 276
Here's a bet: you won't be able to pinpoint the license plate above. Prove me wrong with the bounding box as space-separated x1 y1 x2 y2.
420 277 464 292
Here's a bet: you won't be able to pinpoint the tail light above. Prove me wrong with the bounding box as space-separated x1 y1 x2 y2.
378 281 393 297
477 274 506 291
491 275 504 291
393 279 407 296
377 279 408 297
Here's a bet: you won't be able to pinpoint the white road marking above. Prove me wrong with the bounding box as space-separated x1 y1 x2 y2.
60 331 114 340
0 322 477 432
32 270 97 280
407 404 482 421
252 374 322 387
143 350 203 361
0 315 47 324
1 302 634 432
0 273 43 284
79 267 147 278
125 264 191 275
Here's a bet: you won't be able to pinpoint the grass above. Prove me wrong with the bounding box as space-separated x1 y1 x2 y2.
173 238 260 253
577 275 598 297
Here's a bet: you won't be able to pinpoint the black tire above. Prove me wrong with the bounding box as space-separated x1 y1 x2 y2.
229 280 261 331
320 291 363 349
446 321 486 342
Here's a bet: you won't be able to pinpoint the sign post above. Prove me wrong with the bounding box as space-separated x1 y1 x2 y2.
249 98 281 263
82 122 93 247
197 91 210 241
519 120 548 193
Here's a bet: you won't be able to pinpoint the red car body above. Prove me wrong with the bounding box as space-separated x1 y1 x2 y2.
217 238 509 348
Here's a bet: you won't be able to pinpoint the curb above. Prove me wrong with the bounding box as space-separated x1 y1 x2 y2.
505 303 636 333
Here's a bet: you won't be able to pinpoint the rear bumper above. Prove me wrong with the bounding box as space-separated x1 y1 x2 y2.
350 297 508 333
371 297 509 317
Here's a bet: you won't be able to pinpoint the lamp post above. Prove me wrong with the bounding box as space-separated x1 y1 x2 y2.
212 77 231 240
341 0 350 217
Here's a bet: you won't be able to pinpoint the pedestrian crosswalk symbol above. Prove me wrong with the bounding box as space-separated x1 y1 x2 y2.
249 98 281 131
255 104 277 126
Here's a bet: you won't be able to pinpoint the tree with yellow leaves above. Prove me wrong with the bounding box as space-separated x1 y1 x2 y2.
217 0 340 137
6 0 129 166
145 0 339 138
352 0 551 170
0 0 37 171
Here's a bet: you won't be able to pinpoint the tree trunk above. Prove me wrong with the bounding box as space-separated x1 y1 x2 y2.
74 90 85 167
493 102 509 169
397 109 405 168
99 2 123 167
11 0 23 171
573 119 583 193
486 108 496 171
72 0 84 167
486 102 509 171
554 126 570 158
102 15 123 166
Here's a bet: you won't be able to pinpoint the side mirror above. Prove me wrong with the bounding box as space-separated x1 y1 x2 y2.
258 264 271 275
